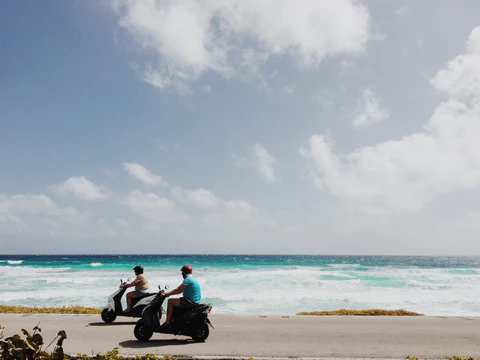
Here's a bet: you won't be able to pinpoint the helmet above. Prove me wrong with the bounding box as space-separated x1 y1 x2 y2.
133 266 144 274
180 265 193 274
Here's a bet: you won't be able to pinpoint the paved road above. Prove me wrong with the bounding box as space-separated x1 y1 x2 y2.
1 314 480 358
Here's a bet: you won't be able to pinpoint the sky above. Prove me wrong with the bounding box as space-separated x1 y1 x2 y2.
1 0 480 255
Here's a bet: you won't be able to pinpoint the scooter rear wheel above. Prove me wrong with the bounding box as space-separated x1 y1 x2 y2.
134 322 153 341
191 324 209 342
101 308 117 323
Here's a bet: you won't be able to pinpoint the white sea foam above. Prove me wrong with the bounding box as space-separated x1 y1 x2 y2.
0 266 71 277
7 260 23 265
90 263 102 267
327 263 362 268
3 263 480 316
45 277 97 284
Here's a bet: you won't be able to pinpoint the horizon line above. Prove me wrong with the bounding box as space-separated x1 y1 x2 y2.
2 253 480 258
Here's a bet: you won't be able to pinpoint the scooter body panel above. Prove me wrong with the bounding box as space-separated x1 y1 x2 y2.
141 295 164 331
103 280 156 321
169 306 211 335
136 290 213 339
107 288 126 313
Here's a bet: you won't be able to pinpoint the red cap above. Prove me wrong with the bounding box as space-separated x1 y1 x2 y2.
181 265 193 274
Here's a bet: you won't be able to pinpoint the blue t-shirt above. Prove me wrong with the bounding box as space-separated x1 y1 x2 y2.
182 275 201 304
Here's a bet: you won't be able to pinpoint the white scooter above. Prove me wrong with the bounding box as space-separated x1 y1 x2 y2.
101 279 157 323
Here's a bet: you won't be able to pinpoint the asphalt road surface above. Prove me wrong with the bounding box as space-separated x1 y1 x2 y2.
1 314 480 358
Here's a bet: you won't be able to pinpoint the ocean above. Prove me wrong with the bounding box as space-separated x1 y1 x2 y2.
1 255 480 316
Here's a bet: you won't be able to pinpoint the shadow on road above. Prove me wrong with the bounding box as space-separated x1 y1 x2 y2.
88 322 137 326
119 338 201 348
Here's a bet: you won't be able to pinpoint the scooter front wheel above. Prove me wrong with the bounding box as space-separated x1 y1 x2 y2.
101 308 117 323
134 322 153 341
191 324 209 342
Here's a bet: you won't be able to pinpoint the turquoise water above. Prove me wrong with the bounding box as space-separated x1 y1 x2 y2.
1 255 480 315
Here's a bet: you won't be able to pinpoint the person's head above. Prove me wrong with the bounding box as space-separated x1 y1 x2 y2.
133 265 144 275
180 265 192 279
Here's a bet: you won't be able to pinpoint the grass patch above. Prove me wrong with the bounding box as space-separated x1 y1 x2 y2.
1 306 423 316
0 305 101 314
297 309 424 316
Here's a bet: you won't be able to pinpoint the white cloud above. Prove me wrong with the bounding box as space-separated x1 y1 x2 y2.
0 194 89 231
341 60 354 68
236 143 276 183
431 28 480 102
315 89 336 109
283 84 296 93
117 219 130 228
50 177 111 201
417 39 424 52
43 219 59 229
339 60 354 76
121 189 173 212
253 143 276 183
0 214 26 232
167 182 278 230
395 6 407 16
113 0 370 90
353 88 390 128
124 162 168 186
171 186 221 208
0 194 59 215
121 190 188 224
102 168 115 178
301 26 480 213
203 200 277 231
121 163 276 231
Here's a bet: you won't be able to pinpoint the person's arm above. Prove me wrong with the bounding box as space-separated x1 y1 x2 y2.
164 284 186 297
122 276 138 289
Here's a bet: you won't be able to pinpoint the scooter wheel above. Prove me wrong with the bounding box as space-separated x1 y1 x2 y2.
134 322 153 341
191 324 209 342
101 308 117 323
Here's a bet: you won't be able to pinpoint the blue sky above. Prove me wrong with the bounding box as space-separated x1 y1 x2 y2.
2 0 480 254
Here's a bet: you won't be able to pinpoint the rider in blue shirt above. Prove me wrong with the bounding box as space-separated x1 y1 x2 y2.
161 265 201 327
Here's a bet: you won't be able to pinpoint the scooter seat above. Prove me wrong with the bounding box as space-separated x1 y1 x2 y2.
137 292 156 300
190 303 210 311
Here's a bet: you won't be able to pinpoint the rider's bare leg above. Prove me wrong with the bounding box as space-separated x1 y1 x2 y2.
165 298 181 324
124 292 136 312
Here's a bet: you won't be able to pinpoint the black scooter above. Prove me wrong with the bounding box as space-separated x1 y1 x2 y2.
101 279 157 323
134 286 213 342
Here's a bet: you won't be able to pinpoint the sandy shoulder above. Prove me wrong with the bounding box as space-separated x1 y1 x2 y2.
1 314 480 358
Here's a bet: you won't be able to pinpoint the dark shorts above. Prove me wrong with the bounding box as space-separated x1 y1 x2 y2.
180 297 197 308
133 290 149 297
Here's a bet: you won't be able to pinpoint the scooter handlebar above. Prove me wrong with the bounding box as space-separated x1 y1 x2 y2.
119 278 131 287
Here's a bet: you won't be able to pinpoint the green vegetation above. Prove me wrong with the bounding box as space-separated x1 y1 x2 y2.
0 324 66 359
0 327 165 360
0 305 101 315
297 309 424 316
